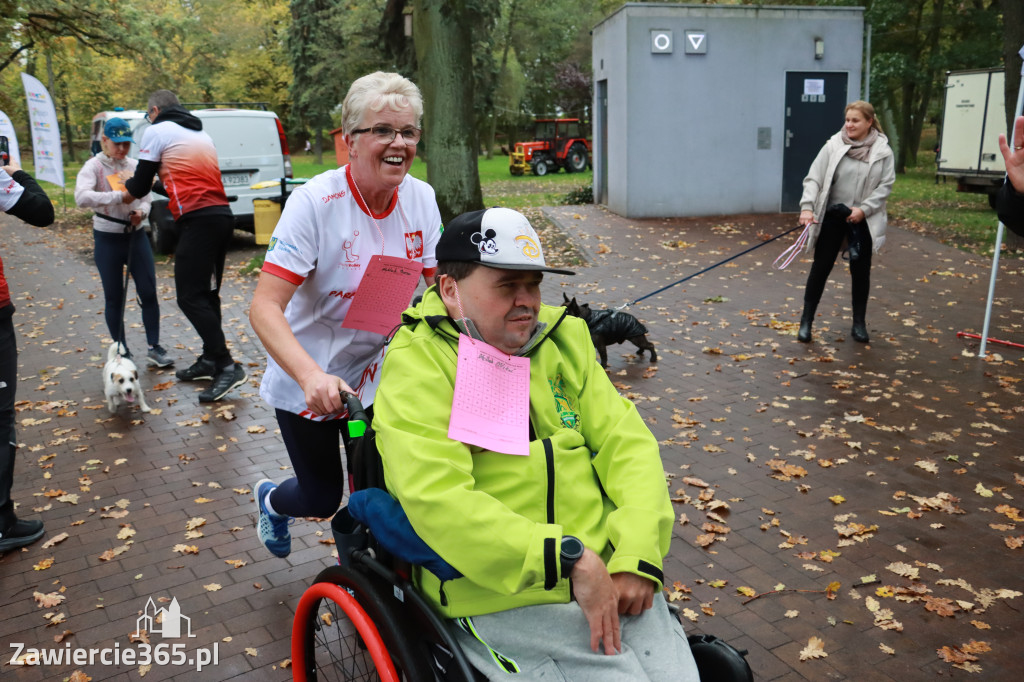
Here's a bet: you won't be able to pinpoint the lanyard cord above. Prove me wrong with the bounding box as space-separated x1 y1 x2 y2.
349 177 415 257
349 175 392 256
618 224 803 311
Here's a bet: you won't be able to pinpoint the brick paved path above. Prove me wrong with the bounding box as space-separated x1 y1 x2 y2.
1 206 1022 681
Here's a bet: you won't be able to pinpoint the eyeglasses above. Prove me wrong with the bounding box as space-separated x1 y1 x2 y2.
144 107 157 123
352 126 421 145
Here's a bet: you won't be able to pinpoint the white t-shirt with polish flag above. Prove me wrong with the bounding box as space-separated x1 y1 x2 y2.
259 165 441 419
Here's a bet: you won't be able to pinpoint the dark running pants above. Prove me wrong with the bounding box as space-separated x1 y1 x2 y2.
93 229 160 349
803 215 873 321
268 407 373 519
0 307 19 531
174 213 235 368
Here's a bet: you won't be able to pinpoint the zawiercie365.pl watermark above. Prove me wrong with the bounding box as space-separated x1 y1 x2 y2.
10 596 219 672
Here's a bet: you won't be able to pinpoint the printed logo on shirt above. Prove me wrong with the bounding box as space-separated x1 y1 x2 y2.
405 231 424 259
328 290 355 299
339 230 361 268
267 237 300 256
3 180 17 195
322 189 348 204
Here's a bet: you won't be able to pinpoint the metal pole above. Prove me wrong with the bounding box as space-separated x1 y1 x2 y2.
979 45 1024 357
864 24 872 101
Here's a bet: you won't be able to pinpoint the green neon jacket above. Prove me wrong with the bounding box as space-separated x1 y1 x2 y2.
374 286 674 618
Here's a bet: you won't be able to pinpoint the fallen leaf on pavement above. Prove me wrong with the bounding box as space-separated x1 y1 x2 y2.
799 636 828 661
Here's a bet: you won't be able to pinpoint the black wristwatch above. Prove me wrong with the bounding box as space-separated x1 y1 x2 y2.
560 535 584 578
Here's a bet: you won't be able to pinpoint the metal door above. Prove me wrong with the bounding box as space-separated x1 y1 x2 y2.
781 72 849 212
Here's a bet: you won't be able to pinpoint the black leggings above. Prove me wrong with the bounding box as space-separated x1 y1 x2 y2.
268 407 372 519
803 215 872 319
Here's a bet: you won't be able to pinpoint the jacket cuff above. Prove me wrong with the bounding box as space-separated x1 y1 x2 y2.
606 554 665 589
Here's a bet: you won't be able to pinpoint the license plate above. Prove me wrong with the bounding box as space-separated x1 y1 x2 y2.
222 172 254 187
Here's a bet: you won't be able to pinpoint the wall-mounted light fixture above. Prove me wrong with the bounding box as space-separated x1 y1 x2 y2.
814 37 824 60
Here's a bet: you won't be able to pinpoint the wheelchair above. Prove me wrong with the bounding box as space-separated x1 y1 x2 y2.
291 394 753 682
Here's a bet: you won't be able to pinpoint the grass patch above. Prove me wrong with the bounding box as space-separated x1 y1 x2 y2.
289 152 591 210
888 157 1010 257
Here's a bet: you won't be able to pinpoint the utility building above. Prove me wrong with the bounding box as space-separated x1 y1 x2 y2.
592 3 865 218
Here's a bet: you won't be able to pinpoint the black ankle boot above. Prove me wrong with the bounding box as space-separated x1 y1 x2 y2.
851 319 869 343
797 314 813 343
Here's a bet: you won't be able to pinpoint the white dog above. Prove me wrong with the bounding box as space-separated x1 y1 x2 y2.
104 343 151 413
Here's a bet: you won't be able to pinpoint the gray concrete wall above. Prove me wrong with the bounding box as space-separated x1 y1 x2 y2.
593 3 864 218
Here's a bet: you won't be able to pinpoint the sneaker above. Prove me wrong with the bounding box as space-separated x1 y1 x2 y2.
199 363 247 403
176 356 217 382
255 479 291 557
146 345 175 368
0 518 45 553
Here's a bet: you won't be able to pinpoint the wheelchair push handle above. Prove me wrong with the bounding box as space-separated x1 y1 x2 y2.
341 391 370 438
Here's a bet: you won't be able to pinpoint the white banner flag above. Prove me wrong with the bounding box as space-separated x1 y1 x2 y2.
0 110 22 167
20 72 64 187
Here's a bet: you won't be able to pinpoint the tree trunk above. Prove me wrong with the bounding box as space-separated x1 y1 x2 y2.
908 0 944 169
61 89 76 164
484 0 519 161
413 0 484 222
45 52 76 164
315 128 324 166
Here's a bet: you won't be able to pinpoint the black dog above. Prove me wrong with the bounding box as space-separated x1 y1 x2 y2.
563 294 657 368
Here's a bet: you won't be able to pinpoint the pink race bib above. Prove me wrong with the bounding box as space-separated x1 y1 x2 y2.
448 335 531 456
341 255 423 335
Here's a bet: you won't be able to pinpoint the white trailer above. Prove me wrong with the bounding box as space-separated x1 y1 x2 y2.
936 67 1005 208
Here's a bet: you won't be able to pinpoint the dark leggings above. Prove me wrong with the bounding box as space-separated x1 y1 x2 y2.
803 215 872 320
93 229 160 348
268 407 372 519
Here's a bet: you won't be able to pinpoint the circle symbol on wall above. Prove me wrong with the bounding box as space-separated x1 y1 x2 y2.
650 29 673 54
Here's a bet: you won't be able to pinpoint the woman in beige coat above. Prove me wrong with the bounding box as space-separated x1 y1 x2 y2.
796 101 895 343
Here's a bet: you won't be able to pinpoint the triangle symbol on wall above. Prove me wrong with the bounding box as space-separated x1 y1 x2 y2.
688 34 705 50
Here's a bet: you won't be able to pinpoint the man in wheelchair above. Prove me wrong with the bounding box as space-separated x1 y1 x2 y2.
372 207 701 681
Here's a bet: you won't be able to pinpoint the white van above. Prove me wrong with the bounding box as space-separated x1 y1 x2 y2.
89 106 293 252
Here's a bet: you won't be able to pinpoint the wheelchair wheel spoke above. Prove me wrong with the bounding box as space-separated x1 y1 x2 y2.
310 596 382 681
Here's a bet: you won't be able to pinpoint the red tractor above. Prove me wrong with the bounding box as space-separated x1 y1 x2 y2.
509 118 591 176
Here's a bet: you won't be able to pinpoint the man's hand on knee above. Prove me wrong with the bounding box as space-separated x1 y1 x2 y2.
611 572 655 615
570 549 621 655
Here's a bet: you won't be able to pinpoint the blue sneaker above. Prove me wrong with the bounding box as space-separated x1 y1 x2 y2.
255 479 291 557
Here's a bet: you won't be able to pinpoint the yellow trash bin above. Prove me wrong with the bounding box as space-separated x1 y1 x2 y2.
253 199 281 246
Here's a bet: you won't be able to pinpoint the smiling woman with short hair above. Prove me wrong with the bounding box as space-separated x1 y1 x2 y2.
248 71 442 560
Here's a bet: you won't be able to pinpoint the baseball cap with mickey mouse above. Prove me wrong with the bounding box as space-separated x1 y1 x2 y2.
437 207 575 276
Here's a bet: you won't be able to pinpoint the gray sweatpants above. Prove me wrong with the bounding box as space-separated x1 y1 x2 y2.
451 592 701 681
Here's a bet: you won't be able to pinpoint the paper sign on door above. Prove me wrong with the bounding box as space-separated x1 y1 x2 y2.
449 335 530 456
342 255 423 335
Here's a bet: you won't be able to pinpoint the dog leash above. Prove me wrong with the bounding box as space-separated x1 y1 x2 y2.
104 215 142 358
772 224 812 270
616 224 803 310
